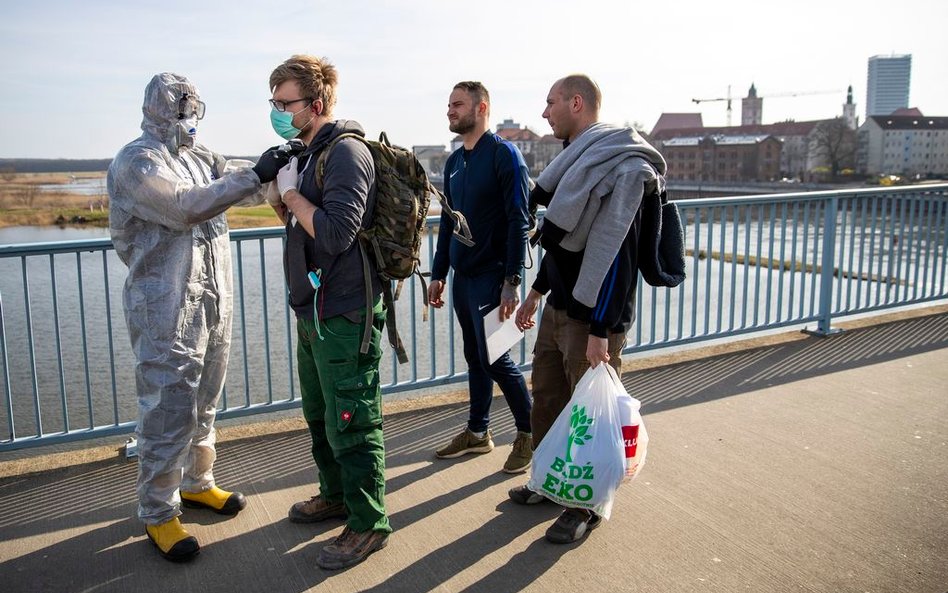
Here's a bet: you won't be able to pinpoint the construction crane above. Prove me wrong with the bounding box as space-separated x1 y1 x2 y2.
692 85 734 126
692 86 844 126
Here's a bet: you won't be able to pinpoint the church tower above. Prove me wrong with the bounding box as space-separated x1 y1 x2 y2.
742 83 763 126
842 85 857 130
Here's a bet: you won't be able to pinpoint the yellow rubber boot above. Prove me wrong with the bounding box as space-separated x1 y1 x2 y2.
181 486 247 515
145 517 199 562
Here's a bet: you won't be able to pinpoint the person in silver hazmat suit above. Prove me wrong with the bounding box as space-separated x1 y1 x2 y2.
108 72 293 562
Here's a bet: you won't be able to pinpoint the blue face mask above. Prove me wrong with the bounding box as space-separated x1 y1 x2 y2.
270 104 314 140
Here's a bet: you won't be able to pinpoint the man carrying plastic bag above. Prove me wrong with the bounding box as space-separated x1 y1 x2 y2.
527 364 623 518
512 74 665 543
527 364 648 535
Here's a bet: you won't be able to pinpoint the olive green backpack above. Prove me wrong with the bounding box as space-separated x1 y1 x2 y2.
316 132 473 364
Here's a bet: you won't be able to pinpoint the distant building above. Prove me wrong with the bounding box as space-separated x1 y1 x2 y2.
533 134 564 174
451 119 555 176
495 118 520 131
866 54 911 117
494 120 541 159
658 134 782 182
741 84 763 126
891 107 924 117
650 113 704 137
857 113 948 177
653 121 826 179
412 144 449 179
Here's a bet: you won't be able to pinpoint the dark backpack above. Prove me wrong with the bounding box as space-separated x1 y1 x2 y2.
316 132 473 364
637 180 686 288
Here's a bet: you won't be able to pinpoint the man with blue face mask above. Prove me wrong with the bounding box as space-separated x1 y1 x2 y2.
266 54 391 571
108 72 294 562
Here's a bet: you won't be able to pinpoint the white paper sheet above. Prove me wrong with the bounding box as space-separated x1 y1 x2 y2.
483 305 524 365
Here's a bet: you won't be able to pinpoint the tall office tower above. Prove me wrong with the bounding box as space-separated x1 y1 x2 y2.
866 54 911 117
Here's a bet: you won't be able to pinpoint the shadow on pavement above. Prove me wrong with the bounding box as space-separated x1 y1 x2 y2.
1 312 945 592
627 312 948 414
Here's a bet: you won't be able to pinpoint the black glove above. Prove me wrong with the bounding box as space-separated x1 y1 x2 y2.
252 145 291 183
278 138 307 157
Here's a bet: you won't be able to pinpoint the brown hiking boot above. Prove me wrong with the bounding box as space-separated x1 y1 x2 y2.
316 526 389 570
503 431 533 474
288 495 347 524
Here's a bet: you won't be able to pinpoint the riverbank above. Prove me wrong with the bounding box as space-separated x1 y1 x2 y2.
0 171 283 230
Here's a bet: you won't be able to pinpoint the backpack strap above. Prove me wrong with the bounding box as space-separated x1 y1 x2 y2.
429 181 475 247
357 237 411 363
314 132 366 189
314 131 465 364
356 235 413 364
313 133 391 358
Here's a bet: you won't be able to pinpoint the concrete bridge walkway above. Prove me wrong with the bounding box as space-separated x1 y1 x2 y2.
1 310 946 593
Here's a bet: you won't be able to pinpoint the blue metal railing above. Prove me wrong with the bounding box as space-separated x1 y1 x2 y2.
1 184 946 451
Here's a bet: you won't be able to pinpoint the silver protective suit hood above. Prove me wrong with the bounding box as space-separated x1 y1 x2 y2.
142 72 200 153
108 72 265 524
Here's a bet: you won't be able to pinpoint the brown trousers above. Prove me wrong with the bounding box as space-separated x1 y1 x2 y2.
529 306 626 448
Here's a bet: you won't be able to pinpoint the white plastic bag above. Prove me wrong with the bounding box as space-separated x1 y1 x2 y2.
527 364 626 519
607 364 648 481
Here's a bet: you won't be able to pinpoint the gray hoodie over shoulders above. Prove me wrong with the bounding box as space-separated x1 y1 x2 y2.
537 123 667 308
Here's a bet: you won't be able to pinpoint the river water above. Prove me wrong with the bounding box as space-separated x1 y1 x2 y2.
0 226 110 243
1 205 944 440
38 177 108 196
0 226 517 438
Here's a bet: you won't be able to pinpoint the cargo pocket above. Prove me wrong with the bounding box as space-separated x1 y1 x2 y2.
334 368 382 433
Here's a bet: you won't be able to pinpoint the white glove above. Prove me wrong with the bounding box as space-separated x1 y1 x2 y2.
276 156 299 200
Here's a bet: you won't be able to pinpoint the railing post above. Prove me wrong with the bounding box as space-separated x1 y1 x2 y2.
806 195 843 337
1 292 15 442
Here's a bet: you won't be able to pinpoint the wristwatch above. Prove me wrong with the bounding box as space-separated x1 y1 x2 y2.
505 274 522 287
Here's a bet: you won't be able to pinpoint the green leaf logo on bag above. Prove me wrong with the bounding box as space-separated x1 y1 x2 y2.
540 404 596 504
566 404 594 462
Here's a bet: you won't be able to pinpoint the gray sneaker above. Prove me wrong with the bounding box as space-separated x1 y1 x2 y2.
503 431 533 474
435 428 494 458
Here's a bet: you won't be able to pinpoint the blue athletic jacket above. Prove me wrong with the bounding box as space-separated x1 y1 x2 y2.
431 132 530 280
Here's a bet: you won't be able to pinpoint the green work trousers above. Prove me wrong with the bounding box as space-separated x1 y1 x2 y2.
296 297 391 534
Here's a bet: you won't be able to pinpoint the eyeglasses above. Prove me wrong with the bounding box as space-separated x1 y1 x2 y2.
269 97 312 113
177 93 206 120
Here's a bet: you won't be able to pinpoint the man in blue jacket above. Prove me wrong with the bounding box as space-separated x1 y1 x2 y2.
428 81 533 474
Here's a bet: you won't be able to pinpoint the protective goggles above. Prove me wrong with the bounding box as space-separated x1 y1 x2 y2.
177 93 206 120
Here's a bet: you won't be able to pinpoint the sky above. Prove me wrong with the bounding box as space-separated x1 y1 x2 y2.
1 0 947 159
